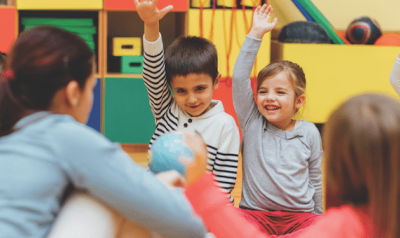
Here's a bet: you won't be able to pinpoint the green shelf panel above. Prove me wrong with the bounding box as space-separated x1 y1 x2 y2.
21 17 94 26
77 33 94 41
104 77 155 144
23 25 97 34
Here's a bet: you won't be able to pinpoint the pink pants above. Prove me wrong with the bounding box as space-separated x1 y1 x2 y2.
237 208 320 236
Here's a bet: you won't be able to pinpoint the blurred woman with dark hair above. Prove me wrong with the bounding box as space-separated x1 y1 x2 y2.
0 26 207 238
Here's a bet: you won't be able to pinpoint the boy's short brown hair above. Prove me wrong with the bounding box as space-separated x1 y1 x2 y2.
165 36 219 84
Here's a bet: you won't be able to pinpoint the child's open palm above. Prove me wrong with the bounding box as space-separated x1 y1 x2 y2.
249 4 278 39
133 0 173 24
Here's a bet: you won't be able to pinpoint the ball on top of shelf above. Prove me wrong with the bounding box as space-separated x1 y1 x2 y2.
278 21 331 44
346 16 382 45
148 131 196 176
374 33 400 46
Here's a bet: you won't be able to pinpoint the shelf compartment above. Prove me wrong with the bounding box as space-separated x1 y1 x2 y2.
86 78 102 132
105 11 186 74
104 77 155 144
18 10 101 74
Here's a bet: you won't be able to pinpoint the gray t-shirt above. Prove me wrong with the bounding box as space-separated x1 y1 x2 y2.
232 36 323 214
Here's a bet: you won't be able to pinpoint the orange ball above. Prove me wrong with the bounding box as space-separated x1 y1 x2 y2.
336 30 351 44
374 33 400 46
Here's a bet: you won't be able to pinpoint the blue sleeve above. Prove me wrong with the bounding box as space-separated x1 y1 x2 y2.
53 122 206 238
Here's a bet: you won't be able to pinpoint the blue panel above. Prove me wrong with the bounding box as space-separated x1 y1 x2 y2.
87 78 101 132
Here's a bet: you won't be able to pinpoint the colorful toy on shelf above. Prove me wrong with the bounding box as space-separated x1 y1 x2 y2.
113 37 141 56
121 55 143 74
148 132 195 175
278 21 330 44
346 16 382 45
374 33 400 46
295 0 345 44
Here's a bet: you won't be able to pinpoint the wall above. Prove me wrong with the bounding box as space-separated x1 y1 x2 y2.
271 0 400 31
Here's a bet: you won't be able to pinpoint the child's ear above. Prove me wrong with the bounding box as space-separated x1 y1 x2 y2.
65 80 81 107
213 73 221 90
295 94 306 109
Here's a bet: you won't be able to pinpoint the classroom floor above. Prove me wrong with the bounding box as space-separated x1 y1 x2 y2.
125 149 243 208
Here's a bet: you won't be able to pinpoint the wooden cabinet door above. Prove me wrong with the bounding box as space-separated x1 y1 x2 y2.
104 77 155 143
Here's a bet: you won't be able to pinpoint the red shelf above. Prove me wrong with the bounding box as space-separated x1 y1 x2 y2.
104 0 188 11
0 7 17 53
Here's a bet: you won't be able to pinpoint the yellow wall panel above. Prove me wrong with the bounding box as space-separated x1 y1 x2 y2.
17 0 103 10
188 9 271 78
273 42 400 123
191 0 211 8
271 0 400 31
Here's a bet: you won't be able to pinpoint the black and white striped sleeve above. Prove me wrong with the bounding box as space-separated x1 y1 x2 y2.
210 124 240 203
142 34 173 122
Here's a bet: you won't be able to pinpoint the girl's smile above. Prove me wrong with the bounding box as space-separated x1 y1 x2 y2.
257 71 305 131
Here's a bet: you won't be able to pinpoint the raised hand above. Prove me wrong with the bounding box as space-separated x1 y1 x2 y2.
133 0 173 25
248 4 278 39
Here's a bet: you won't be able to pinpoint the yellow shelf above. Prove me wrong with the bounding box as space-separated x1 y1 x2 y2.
272 41 400 123
17 0 103 10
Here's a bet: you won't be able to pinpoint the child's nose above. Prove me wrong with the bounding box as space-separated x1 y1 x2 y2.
266 93 276 101
187 93 197 104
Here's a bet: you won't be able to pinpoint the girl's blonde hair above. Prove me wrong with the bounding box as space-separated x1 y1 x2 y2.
257 60 306 99
323 94 400 238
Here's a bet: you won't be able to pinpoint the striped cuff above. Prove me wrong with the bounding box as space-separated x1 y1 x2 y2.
143 33 163 56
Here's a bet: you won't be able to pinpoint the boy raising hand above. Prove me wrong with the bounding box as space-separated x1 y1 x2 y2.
133 0 240 203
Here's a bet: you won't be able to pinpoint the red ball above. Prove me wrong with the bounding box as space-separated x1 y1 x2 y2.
374 33 400 46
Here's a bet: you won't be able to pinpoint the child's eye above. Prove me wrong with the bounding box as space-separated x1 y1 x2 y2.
258 90 266 94
196 86 205 91
278 91 285 94
176 89 185 93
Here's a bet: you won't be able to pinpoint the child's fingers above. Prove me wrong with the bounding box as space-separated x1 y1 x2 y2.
259 4 268 14
271 17 278 27
159 5 173 19
132 0 140 6
265 12 271 22
266 6 273 15
255 5 261 14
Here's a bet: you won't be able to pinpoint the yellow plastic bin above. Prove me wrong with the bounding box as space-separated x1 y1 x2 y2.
113 37 141 56
17 0 103 10
271 41 400 123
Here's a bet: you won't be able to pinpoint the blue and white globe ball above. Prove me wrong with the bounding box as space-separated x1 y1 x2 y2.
148 132 195 175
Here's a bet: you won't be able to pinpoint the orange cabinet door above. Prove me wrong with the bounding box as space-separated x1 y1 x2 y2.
0 7 17 53
105 0 188 11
